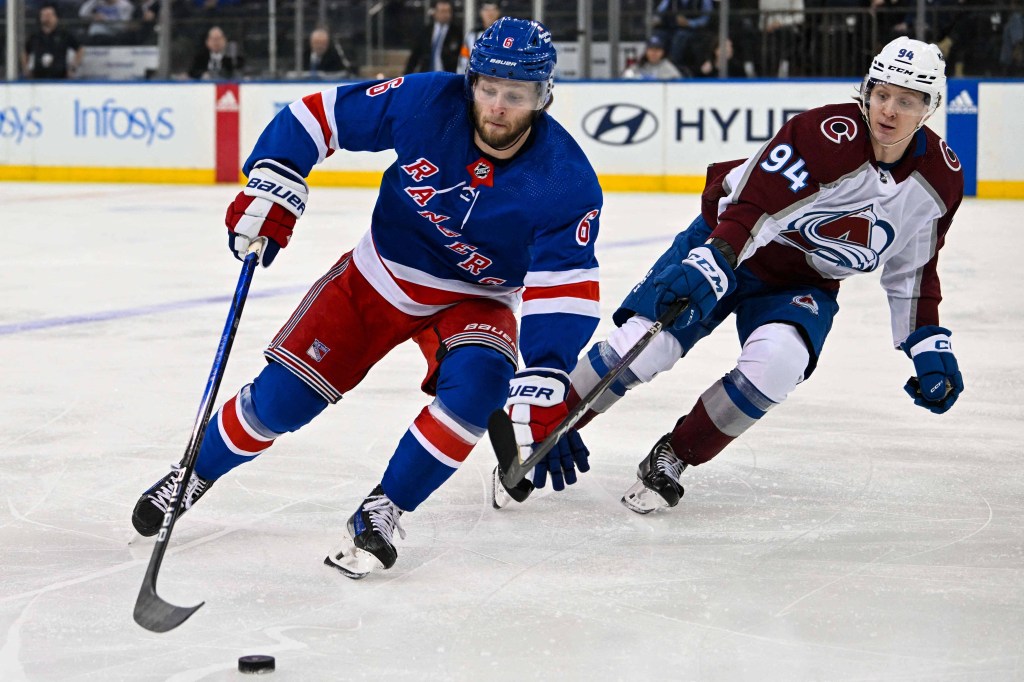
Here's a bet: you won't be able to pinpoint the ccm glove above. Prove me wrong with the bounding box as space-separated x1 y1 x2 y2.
506 369 591 491
900 325 964 414
225 160 309 267
654 241 737 330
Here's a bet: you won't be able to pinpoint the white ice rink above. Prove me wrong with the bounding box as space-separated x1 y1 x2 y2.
1 182 1022 681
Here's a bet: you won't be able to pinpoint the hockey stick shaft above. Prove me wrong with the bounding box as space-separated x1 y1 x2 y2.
493 297 689 489
133 241 263 633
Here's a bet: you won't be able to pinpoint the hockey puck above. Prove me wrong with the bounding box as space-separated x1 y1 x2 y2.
238 655 275 674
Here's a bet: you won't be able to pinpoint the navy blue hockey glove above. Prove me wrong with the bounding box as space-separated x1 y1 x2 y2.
506 369 590 491
654 243 736 330
532 429 591 491
900 325 963 414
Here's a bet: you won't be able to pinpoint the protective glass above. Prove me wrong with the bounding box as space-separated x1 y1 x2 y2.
471 76 547 111
868 85 929 117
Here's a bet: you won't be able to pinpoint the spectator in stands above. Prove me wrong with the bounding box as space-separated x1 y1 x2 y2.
22 4 83 79
890 0 957 44
815 0 869 77
137 0 193 45
1002 1 1024 76
404 0 460 74
188 25 239 79
652 0 715 73
79 0 135 45
760 0 805 77
457 0 501 74
932 0 983 76
694 37 748 78
304 27 353 77
622 34 684 79
871 0 911 43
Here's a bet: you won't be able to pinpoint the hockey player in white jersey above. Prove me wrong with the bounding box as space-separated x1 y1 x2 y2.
561 37 965 514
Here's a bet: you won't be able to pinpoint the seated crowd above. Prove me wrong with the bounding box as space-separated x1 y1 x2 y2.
15 0 1024 80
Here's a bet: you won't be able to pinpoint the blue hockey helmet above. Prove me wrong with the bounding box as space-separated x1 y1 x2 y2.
466 17 556 109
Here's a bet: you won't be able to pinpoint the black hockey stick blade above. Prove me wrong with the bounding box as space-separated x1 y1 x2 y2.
488 408 520 475
133 579 205 633
132 241 262 633
492 297 689 489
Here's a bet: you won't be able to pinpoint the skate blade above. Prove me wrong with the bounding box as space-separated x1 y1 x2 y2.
491 466 512 510
323 536 382 580
620 479 670 515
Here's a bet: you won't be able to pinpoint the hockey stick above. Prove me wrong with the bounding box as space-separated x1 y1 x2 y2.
488 297 689 490
133 240 263 633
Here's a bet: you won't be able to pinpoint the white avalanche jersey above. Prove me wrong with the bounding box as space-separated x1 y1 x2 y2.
701 102 963 346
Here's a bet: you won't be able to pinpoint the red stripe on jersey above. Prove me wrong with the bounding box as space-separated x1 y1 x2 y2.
301 93 334 151
413 407 474 463
220 394 274 454
377 256 489 306
522 280 599 302
392 276 480 306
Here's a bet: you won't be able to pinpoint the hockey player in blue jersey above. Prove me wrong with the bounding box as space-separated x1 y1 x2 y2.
131 17 600 577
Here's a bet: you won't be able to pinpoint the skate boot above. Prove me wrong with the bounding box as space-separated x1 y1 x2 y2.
132 464 215 536
491 465 535 509
324 485 407 579
621 432 687 514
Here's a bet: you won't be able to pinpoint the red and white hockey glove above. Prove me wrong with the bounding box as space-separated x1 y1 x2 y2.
225 159 308 267
506 369 590 491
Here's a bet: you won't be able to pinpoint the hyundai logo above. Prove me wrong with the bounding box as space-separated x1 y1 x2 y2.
582 103 658 146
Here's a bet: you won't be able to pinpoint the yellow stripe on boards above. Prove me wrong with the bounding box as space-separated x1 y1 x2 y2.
4 165 1024 199
0 166 214 184
976 181 1024 199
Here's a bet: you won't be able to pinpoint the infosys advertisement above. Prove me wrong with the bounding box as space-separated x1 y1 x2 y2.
1 84 213 171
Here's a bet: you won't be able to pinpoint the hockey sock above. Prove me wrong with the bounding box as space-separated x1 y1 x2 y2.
671 368 776 466
195 361 328 480
569 316 683 428
669 323 807 465
381 346 513 511
568 341 644 428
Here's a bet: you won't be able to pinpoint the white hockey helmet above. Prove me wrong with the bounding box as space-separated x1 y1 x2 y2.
861 37 947 119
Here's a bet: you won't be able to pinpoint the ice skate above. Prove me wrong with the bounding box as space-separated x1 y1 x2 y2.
324 485 406 579
131 464 215 536
491 465 535 509
621 432 687 514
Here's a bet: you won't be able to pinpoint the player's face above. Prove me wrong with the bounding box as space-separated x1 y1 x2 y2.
471 76 539 151
867 83 928 145
472 75 543 111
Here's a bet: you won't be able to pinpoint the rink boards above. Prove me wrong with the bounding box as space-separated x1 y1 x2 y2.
0 78 1019 198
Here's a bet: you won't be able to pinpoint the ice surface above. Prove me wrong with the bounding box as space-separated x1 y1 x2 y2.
1 183 1022 681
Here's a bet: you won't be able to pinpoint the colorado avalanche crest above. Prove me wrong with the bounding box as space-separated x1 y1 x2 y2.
779 205 895 271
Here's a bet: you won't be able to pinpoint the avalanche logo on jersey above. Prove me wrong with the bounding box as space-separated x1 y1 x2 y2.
790 294 819 316
779 204 895 271
820 116 858 144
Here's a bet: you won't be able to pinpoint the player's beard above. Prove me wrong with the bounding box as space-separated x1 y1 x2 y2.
471 103 534 152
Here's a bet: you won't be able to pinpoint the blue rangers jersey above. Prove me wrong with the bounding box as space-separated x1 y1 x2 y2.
245 72 602 373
